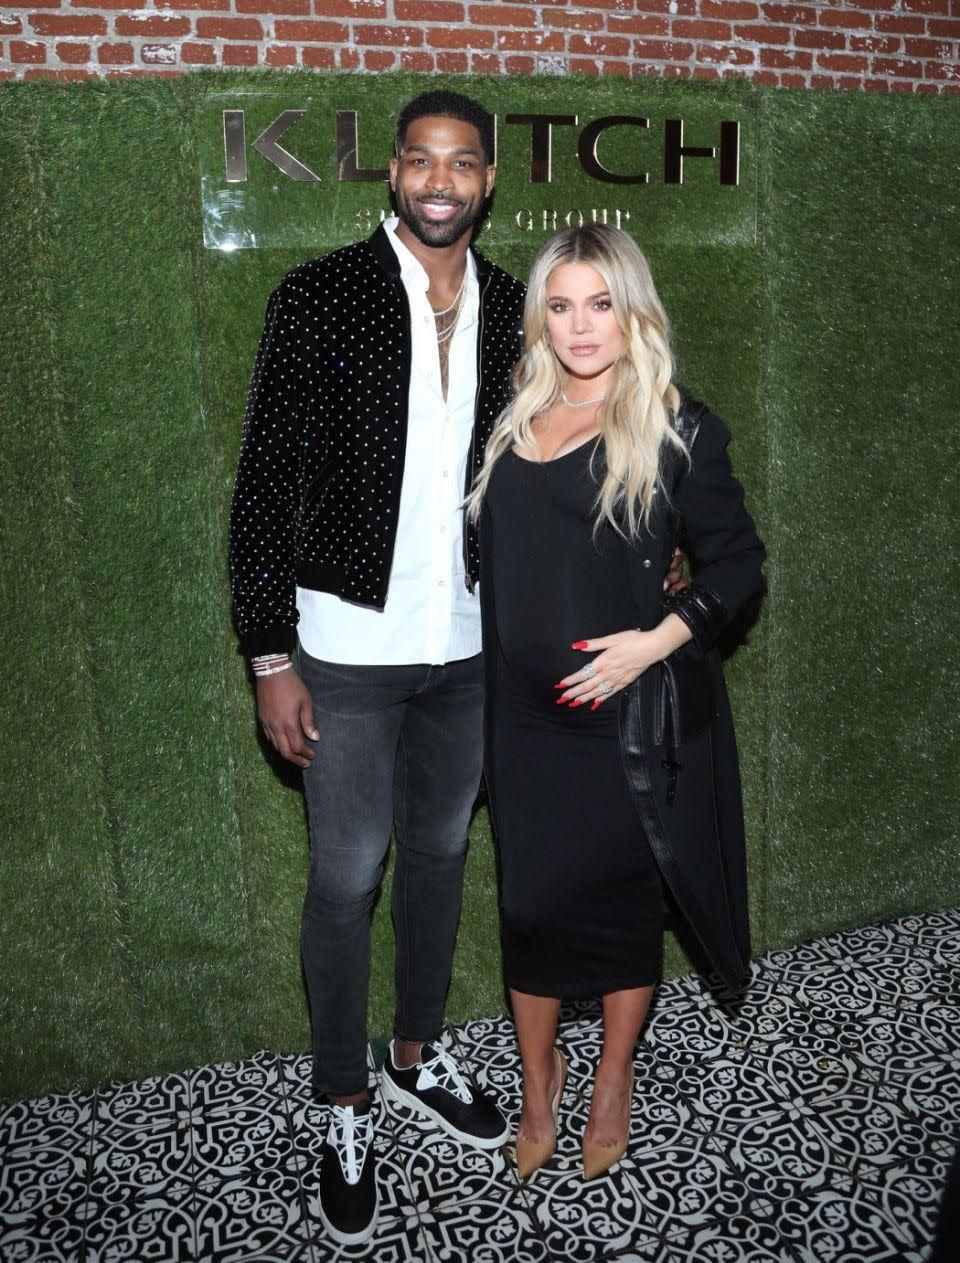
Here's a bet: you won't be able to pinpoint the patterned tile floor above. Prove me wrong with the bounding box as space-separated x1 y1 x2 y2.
2 910 958 1263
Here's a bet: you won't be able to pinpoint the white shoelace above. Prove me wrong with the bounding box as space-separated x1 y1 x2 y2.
417 1044 474 1105
327 1105 373 1186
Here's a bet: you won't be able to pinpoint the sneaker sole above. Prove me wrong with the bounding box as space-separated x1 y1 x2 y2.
380 1068 509 1149
317 1194 379 1248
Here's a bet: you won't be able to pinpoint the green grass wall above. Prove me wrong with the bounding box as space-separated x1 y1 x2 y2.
1 74 956 1102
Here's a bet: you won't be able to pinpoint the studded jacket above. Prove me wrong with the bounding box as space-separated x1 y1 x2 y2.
229 225 526 658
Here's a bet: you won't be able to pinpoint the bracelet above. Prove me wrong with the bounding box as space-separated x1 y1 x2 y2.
253 661 293 678
252 653 290 664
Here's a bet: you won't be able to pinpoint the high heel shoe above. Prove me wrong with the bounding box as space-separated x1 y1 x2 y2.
582 1068 634 1181
515 1048 568 1180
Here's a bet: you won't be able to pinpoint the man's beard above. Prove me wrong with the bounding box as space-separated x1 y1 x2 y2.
395 188 486 248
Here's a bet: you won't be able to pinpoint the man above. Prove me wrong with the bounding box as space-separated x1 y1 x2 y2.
230 92 524 1246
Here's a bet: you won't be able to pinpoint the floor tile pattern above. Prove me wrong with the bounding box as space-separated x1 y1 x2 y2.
2 910 957 1262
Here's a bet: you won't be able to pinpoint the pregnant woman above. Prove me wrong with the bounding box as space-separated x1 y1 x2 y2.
467 223 765 1180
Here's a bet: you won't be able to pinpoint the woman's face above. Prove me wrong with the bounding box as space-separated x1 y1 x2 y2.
544 262 625 382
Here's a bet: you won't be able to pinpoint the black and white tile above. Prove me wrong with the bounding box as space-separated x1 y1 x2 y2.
1 910 957 1263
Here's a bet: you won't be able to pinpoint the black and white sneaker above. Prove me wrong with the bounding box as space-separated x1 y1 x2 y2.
380 1039 509 1149
316 1101 378 1247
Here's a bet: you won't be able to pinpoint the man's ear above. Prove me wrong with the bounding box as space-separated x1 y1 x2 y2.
388 154 399 192
484 165 496 198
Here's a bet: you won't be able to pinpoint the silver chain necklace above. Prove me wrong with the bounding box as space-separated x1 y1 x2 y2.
561 390 605 409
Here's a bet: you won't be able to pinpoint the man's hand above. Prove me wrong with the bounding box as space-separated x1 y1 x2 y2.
256 669 319 768
663 546 687 595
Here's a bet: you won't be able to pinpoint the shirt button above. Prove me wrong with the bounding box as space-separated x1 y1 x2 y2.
643 558 652 569
438 579 446 587
440 526 447 534
442 469 449 478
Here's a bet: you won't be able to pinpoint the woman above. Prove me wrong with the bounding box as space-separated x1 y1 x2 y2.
467 224 765 1181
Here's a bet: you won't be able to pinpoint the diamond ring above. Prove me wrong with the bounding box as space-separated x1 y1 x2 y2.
598 681 613 695
583 663 597 679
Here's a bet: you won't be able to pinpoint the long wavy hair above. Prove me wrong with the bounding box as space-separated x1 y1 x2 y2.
466 223 685 539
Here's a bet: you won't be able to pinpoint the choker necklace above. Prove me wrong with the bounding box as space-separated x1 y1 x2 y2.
561 390 605 410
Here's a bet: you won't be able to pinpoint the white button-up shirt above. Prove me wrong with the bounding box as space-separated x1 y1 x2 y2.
296 217 483 666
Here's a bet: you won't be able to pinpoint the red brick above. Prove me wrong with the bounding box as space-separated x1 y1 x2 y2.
863 75 891 90
29 13 106 34
815 51 869 72
69 0 145 8
400 49 435 68
115 14 190 35
890 77 919 91
155 0 227 9
903 36 954 56
779 70 807 87
468 4 538 28
236 0 310 12
568 33 630 54
265 42 298 63
793 28 846 50
353 21 422 43
633 37 694 59
671 18 731 39
569 56 602 74
697 41 754 62
273 17 347 38
818 10 872 30
1 0 58 8
633 0 697 13
436 50 467 69
735 22 789 42
98 40 133 62
760 3 815 22
195 15 262 37
607 14 669 34
181 40 215 62
25 65 91 77
844 0 895 8
915 81 940 91
10 38 46 60
927 18 960 36
541 8 606 30
750 68 778 84
504 53 535 71
141 42 178 62
849 35 902 54
362 48 395 66
105 66 181 75
426 25 494 46
0 70 16 78
315 0 386 15
469 51 499 71
55 39 90 60
304 43 336 64
223 42 258 63
494 28 564 50
338 44 360 67
875 14 926 34
870 55 924 75
699 0 758 20
760 46 811 67
900 0 949 12
395 0 463 19
692 64 721 78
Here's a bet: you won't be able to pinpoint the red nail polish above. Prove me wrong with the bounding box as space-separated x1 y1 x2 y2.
555 695 569 705
570 699 584 708
591 700 602 710
553 683 567 689
571 641 589 650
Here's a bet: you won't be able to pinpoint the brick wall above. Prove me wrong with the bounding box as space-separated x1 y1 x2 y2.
2 0 958 92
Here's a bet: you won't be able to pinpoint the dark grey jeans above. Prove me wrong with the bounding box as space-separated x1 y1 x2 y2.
297 648 484 1098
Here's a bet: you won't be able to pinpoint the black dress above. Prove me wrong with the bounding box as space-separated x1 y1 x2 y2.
484 441 664 998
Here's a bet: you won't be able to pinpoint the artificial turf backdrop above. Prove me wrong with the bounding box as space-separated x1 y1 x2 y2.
1 74 958 1102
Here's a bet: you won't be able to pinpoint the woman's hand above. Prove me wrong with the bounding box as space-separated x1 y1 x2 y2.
555 614 693 710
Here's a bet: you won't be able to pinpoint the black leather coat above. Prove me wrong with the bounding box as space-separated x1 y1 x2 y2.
481 393 765 991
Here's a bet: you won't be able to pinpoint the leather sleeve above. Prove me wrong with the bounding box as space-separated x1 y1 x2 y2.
664 409 765 652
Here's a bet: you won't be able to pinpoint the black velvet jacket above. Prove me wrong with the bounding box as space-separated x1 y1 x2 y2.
229 225 526 658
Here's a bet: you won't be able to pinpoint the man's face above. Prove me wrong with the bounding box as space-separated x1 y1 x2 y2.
390 115 496 248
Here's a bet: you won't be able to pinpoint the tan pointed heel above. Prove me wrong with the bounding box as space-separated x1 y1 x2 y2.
582 1068 634 1181
515 1049 568 1181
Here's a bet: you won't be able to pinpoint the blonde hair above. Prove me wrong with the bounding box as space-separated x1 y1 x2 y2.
467 223 685 539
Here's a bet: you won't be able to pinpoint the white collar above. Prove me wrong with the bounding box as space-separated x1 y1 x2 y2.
383 215 477 294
